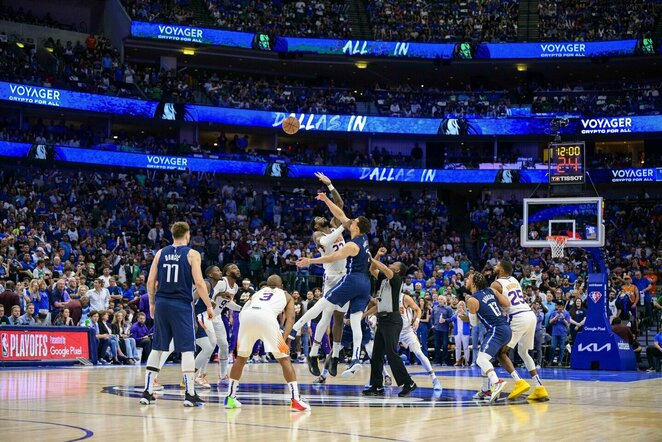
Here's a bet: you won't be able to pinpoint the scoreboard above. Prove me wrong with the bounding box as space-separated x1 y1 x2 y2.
548 142 585 185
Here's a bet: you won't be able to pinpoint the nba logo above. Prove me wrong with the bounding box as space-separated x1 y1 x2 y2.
1 333 8 358
590 291 602 303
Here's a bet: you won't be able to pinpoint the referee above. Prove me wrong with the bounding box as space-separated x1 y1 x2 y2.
363 248 417 397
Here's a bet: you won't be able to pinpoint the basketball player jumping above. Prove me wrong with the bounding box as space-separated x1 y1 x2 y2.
296 193 372 378
140 221 214 407
466 272 512 404
224 275 310 411
307 172 351 379
491 260 549 401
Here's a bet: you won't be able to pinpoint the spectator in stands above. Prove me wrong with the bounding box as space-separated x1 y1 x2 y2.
432 296 452 365
646 325 662 372
569 298 586 343
7 305 22 325
452 300 470 366
548 301 570 366
87 278 110 313
0 305 8 325
90 310 110 365
131 311 152 362
54 308 75 326
18 302 36 325
0 281 19 314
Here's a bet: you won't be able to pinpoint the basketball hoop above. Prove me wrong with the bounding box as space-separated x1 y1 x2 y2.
547 236 568 258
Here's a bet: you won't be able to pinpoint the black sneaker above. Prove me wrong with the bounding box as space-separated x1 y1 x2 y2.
183 392 205 407
398 381 417 397
307 355 321 376
328 357 339 377
139 390 155 405
362 386 385 396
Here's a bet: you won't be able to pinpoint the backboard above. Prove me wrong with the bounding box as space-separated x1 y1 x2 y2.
521 197 604 248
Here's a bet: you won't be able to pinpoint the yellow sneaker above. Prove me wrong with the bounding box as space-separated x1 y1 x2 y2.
507 379 532 400
527 386 550 401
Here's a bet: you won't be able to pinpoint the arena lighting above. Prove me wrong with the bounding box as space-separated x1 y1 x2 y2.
15 42 24 48
355 61 368 69
516 64 527 72
182 48 195 55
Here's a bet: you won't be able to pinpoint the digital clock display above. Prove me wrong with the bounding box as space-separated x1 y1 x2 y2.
549 142 585 185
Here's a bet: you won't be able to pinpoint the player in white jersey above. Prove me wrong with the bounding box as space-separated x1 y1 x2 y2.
398 292 442 391
491 260 549 401
296 172 349 379
224 275 311 412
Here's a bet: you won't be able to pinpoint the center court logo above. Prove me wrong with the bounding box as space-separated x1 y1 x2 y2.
103 384 528 408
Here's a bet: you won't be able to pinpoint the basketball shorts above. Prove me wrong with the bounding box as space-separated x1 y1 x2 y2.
481 325 512 359
507 311 537 351
153 297 195 352
399 326 421 351
237 307 289 359
325 274 371 314
323 272 350 313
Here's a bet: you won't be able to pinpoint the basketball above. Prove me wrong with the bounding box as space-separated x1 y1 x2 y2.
282 116 300 135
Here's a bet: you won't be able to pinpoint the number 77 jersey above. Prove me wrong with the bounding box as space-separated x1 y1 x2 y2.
496 276 532 316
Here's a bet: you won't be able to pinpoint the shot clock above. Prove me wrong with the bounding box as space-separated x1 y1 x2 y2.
548 142 585 185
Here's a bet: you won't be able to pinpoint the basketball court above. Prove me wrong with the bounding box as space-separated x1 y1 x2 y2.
1 364 660 441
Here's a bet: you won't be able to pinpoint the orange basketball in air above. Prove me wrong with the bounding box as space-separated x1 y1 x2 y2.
282 116 300 135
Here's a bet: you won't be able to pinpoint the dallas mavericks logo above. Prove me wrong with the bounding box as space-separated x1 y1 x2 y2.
590 291 602 303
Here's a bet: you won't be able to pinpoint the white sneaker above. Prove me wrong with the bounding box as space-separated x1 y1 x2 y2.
261 355 269 363
152 381 164 391
341 360 362 378
432 378 443 391
195 376 211 389
535 365 541 370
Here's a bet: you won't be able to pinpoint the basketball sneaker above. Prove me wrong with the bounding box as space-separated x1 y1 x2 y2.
291 398 311 412
195 375 211 389
152 381 164 391
327 357 339 377
312 375 327 384
139 390 156 405
527 386 550 402
362 386 385 396
398 381 417 397
432 378 443 391
224 395 242 409
507 379 532 400
472 390 491 400
384 375 392 386
307 355 321 376
341 359 362 378
183 392 205 407
489 380 507 404
218 375 229 387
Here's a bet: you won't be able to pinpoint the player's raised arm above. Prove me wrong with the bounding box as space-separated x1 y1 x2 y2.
316 226 345 249
189 250 214 319
146 249 162 319
370 247 393 279
316 172 344 226
316 192 350 224
297 242 359 267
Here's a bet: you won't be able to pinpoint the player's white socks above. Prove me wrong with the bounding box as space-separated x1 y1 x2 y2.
144 366 159 394
288 381 301 401
487 371 499 386
533 374 543 386
332 342 342 358
476 353 498 386
182 351 196 396
310 342 320 357
511 371 521 381
349 311 363 361
482 377 490 392
227 378 239 398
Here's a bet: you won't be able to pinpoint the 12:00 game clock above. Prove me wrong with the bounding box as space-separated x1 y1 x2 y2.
548 142 585 185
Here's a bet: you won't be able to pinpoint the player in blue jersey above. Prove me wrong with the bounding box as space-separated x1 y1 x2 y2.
296 192 372 378
466 272 513 404
140 221 214 407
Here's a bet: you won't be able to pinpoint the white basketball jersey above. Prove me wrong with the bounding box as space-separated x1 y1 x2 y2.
321 228 346 274
497 276 531 315
249 287 287 316
213 277 239 314
399 293 413 329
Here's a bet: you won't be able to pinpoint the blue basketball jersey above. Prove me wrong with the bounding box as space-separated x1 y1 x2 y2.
156 245 193 301
346 234 370 276
473 288 507 329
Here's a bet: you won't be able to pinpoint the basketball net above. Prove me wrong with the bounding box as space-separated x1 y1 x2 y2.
547 236 568 258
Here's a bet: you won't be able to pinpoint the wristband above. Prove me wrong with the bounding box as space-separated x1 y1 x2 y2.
327 184 335 191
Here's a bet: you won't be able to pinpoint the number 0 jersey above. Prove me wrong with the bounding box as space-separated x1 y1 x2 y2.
247 287 287 317
156 245 193 301
496 276 531 316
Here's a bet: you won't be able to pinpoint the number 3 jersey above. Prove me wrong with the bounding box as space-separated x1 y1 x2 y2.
496 276 531 316
156 244 193 301
247 287 287 317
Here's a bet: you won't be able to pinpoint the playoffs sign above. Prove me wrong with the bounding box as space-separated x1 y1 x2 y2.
0 329 90 361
